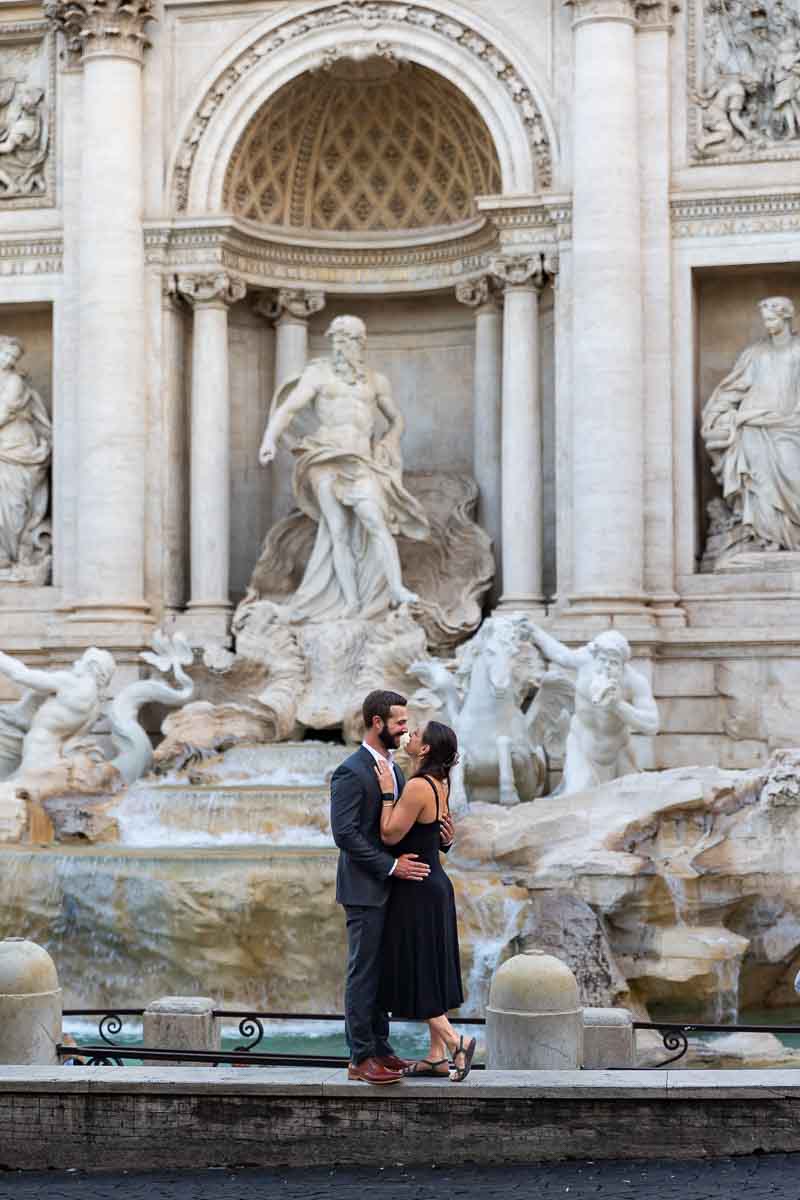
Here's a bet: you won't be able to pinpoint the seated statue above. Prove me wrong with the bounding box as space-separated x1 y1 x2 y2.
255 315 430 623
701 296 800 559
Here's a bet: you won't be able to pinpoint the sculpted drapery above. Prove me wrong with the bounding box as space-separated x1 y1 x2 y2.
0 336 52 578
702 296 800 553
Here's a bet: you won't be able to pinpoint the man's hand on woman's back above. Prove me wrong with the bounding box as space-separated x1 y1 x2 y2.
393 853 430 881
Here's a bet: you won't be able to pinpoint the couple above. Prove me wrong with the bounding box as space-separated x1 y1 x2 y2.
330 689 476 1085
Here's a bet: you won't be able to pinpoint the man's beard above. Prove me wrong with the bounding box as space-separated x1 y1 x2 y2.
378 725 400 751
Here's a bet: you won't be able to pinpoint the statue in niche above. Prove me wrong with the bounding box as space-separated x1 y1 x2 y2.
250 314 430 623
696 0 800 156
0 80 48 196
525 627 660 796
701 296 800 566
0 335 52 584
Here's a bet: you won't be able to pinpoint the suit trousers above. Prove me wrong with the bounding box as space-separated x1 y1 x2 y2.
343 903 394 1064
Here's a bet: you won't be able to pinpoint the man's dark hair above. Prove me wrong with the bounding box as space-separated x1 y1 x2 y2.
362 689 407 730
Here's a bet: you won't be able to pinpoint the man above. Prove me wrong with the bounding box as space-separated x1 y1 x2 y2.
258 315 429 621
330 689 454 1085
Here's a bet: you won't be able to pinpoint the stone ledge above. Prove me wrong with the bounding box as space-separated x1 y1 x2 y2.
2 1068 800 1169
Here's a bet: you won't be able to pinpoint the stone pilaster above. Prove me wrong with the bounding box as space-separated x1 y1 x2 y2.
490 252 556 615
46 0 155 637
178 271 247 643
456 276 504 595
568 0 650 626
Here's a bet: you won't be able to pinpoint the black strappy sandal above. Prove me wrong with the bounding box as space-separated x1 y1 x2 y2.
449 1036 476 1082
403 1058 449 1078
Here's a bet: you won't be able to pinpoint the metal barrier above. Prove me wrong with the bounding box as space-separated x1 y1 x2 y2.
59 1010 800 1069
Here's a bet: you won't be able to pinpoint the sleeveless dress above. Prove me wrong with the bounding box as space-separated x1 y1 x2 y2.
379 776 464 1019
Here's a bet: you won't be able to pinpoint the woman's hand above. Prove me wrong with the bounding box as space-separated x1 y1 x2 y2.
373 758 395 796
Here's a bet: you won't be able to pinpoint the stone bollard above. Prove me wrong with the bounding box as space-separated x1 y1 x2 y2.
582 1007 634 1068
0 937 61 1065
486 949 582 1070
143 996 220 1065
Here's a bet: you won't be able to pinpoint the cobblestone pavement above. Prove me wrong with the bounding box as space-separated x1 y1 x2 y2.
1 1157 800 1198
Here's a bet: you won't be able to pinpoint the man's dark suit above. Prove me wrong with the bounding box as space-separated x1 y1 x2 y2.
330 745 404 1065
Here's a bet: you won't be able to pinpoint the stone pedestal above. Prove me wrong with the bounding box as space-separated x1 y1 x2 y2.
143 996 220 1065
0 938 61 1065
486 949 582 1070
178 272 247 644
582 1007 634 1069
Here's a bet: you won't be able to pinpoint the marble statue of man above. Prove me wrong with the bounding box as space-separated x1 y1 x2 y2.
0 646 115 775
0 335 52 578
702 296 800 553
257 315 429 622
526 626 660 795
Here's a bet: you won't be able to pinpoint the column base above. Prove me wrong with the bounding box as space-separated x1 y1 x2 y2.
60 602 155 650
495 593 548 619
178 603 232 646
562 593 657 636
648 593 687 630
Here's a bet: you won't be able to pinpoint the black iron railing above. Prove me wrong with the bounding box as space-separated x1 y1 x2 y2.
59 1008 486 1069
59 1010 800 1070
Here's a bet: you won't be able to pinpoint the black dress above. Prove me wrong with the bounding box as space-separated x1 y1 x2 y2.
379 775 464 1020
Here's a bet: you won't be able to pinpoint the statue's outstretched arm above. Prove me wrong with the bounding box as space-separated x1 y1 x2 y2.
527 625 582 671
375 374 405 440
616 667 660 736
0 650 60 695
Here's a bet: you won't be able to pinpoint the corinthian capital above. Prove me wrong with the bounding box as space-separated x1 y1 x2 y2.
455 276 502 311
177 272 247 308
490 252 558 292
255 288 326 324
45 0 155 63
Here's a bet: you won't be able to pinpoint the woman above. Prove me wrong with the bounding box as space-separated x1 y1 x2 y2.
374 720 476 1082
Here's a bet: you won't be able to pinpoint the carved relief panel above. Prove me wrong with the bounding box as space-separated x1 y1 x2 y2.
0 21 54 208
689 0 800 165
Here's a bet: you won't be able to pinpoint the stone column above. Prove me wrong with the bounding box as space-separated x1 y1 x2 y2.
48 0 154 632
255 289 325 525
639 2 683 627
491 253 554 616
178 271 246 642
569 0 649 624
456 277 503 589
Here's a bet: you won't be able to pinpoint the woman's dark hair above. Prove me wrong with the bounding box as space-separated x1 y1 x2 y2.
415 720 459 783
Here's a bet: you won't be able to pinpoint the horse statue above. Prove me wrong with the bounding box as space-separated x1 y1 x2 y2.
409 615 573 811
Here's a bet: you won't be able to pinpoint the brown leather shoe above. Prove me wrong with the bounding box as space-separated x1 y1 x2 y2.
348 1057 404 1085
378 1054 410 1073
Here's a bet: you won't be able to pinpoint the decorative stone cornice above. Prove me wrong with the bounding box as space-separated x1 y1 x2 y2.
670 190 800 238
44 0 154 63
635 0 679 28
173 1 554 212
490 251 558 291
144 216 502 294
176 271 246 307
0 234 62 276
255 288 326 324
455 276 502 311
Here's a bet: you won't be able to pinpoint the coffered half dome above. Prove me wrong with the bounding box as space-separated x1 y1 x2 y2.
223 61 502 233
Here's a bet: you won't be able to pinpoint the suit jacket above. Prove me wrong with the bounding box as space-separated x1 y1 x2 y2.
330 746 405 907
